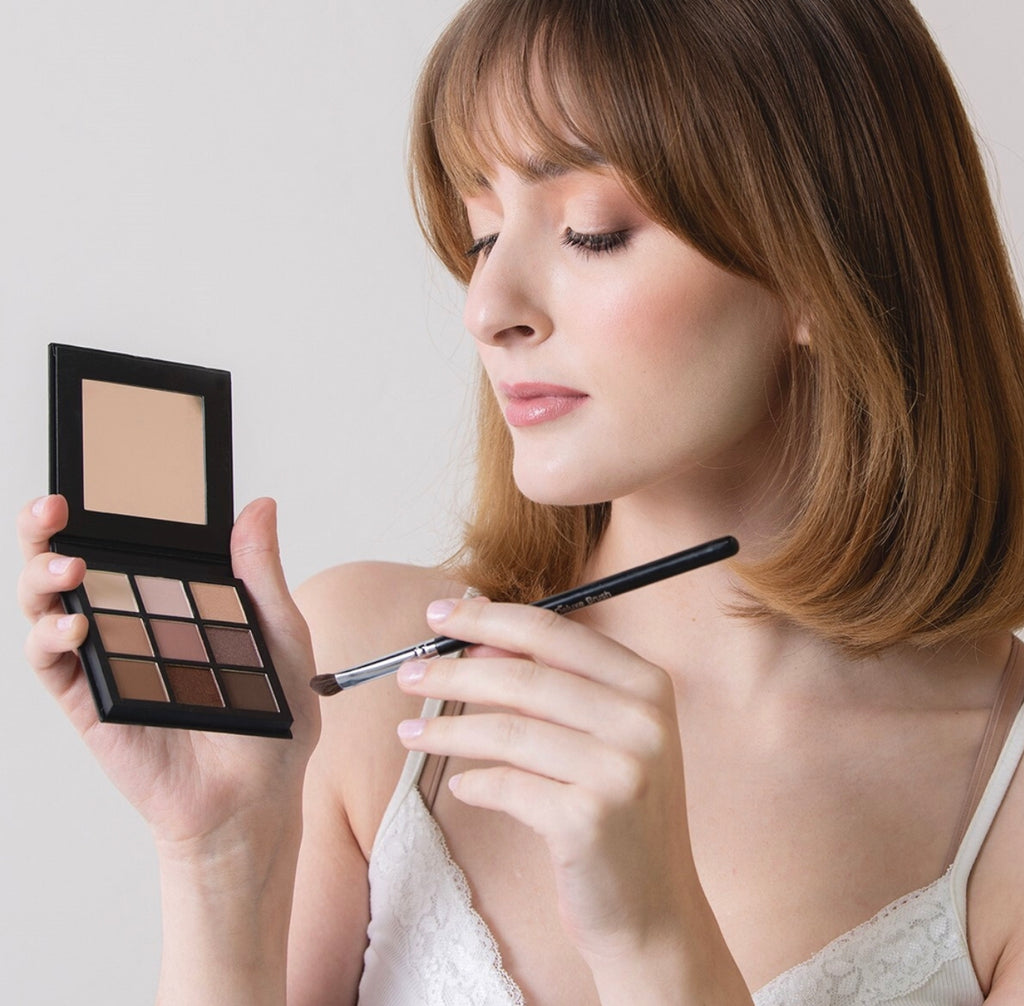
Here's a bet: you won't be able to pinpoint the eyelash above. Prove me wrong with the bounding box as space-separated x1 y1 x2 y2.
464 228 631 260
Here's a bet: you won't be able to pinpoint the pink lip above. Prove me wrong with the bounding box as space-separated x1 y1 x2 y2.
500 382 588 427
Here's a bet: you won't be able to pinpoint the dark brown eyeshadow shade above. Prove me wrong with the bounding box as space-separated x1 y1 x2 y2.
95 613 153 656
190 581 245 623
220 670 279 712
206 626 262 667
150 619 208 662
166 665 224 707
110 659 169 702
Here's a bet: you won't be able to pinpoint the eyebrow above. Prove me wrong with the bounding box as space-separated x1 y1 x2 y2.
471 148 608 190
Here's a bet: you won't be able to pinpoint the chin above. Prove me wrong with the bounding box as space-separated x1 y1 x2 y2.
511 462 619 508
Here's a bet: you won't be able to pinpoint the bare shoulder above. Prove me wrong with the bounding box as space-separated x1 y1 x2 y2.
294 560 466 852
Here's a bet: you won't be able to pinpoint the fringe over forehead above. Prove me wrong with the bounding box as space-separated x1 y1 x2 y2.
410 0 788 289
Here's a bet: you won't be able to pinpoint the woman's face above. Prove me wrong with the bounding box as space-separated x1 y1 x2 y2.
462 157 795 509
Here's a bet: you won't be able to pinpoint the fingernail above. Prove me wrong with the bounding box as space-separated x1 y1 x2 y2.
48 556 74 576
397 660 427 685
397 719 425 740
448 773 462 794
426 598 457 624
56 615 76 632
31 497 48 517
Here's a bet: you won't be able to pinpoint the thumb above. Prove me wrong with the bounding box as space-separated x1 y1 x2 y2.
231 497 309 653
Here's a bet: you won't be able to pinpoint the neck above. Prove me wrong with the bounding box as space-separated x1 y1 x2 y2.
577 493 1010 707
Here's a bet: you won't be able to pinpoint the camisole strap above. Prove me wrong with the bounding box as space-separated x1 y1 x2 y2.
944 635 1024 867
419 701 465 811
373 693 467 847
373 696 446 846
417 587 478 811
949 636 1024 915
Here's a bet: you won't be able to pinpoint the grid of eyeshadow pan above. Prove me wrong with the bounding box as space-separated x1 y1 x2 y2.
83 568 280 714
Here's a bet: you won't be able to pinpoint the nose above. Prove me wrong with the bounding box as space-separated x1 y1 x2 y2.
462 237 553 348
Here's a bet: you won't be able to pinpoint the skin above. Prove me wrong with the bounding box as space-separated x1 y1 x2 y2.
17 160 1024 1004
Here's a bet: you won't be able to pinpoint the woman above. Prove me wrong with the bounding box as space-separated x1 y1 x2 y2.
18 0 1024 1002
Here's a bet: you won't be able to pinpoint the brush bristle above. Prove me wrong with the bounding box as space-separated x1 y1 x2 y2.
309 673 341 697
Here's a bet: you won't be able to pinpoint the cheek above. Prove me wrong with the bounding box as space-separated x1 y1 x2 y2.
599 271 790 440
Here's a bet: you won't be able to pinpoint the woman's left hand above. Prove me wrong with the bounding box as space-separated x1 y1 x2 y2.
394 594 743 999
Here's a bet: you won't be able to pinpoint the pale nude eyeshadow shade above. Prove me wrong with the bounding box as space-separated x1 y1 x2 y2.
136 576 192 618
189 581 245 623
95 613 154 656
83 569 138 612
110 659 169 702
150 619 208 662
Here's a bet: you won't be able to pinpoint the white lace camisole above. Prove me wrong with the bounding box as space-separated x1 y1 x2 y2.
357 636 1024 1005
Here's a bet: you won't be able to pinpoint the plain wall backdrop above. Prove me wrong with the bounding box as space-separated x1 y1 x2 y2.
1 2 1021 1001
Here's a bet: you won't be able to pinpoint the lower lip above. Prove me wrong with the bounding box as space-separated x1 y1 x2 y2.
504 394 588 427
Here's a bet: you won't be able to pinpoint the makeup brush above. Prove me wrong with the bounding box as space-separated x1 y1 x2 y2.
309 535 738 696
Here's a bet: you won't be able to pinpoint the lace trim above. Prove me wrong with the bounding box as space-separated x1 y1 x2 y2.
753 869 980 1004
364 785 526 1005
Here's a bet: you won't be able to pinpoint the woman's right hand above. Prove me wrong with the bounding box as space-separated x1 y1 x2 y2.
16 493 322 851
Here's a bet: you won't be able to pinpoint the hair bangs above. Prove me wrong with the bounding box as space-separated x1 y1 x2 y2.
410 0 711 281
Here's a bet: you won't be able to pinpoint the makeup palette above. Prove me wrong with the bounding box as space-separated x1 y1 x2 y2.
49 343 292 737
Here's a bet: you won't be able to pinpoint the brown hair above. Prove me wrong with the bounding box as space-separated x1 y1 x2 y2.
409 0 1024 653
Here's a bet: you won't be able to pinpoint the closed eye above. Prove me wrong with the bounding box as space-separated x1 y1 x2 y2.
465 233 498 259
562 228 630 256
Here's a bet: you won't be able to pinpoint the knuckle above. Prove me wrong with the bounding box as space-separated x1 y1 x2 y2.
563 787 605 844
494 712 528 750
606 749 649 802
507 657 543 694
530 606 565 634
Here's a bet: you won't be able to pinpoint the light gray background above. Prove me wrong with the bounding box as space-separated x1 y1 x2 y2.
1 2 1020 1002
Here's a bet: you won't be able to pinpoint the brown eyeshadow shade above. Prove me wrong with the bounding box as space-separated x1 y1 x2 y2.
110 659 169 702
220 670 279 712
166 665 224 707
84 569 138 612
137 576 192 618
190 581 245 623
150 619 208 662
206 626 262 667
95 613 153 656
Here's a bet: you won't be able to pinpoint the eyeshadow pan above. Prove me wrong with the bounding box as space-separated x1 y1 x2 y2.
150 619 208 662
136 576 192 618
166 665 224 708
190 581 245 623
110 659 169 702
220 670 279 712
207 626 262 667
95 613 153 656
83 569 138 612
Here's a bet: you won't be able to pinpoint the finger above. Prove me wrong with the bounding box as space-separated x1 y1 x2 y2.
397 653 648 743
397 710 637 790
17 494 69 563
25 613 109 737
17 551 86 622
426 596 669 699
448 764 581 837
231 498 309 650
230 500 318 739
25 610 88 691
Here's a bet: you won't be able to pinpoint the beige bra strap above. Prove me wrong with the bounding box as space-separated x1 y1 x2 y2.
419 700 466 812
944 636 1024 867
